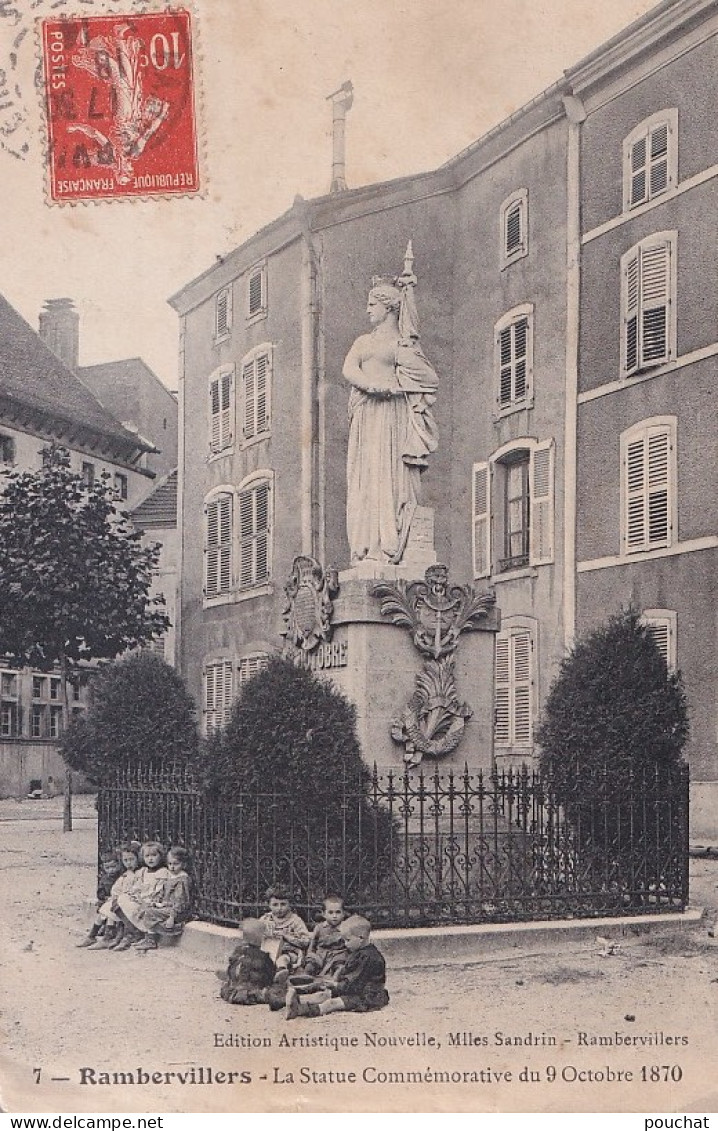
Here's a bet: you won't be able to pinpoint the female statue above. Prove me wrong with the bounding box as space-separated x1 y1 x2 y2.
343 250 439 565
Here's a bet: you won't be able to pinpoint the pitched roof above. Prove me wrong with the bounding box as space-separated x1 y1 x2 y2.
131 468 177 527
0 294 153 453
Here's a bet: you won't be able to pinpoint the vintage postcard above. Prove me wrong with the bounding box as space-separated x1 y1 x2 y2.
0 0 717 1118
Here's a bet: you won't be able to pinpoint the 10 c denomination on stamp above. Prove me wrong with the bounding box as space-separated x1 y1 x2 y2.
40 10 199 203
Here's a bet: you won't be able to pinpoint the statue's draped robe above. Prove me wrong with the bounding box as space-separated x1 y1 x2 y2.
347 338 438 565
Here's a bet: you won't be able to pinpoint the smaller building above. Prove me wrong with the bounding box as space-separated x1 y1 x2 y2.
130 468 178 668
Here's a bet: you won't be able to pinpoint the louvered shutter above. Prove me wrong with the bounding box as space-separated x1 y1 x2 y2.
505 202 522 256
205 499 220 596
221 661 233 727
218 493 233 593
494 635 510 746
630 135 648 206
216 288 232 337
220 369 233 448
256 353 269 432
624 426 671 552
239 487 256 588
623 250 640 375
512 632 532 746
514 318 528 400
640 241 670 365
649 123 669 196
529 440 554 565
248 270 264 316
499 328 512 406
647 620 670 666
209 378 221 453
472 462 491 578
243 359 256 439
254 481 270 583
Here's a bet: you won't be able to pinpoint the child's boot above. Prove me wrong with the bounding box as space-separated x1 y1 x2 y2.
76 924 101 947
107 925 125 949
87 933 112 949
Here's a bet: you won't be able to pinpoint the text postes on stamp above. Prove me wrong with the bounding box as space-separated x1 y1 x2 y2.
41 10 199 203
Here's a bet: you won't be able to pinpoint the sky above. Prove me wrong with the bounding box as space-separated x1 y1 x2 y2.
0 0 660 388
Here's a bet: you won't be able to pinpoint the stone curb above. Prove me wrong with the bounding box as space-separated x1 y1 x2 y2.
175 907 705 971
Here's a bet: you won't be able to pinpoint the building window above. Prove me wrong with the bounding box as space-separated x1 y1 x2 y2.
114 472 128 501
204 659 234 735
204 490 233 600
641 609 677 672
623 111 677 211
238 653 269 686
30 704 45 738
495 305 533 414
208 366 235 455
241 346 271 442
621 231 676 377
500 189 528 266
49 707 63 739
215 286 232 340
81 462 95 487
247 263 267 320
621 418 676 555
49 678 60 701
472 439 554 579
494 621 535 750
238 477 271 591
0 433 15 466
1 670 19 737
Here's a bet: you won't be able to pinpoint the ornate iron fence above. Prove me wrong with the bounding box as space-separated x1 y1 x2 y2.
97 760 689 928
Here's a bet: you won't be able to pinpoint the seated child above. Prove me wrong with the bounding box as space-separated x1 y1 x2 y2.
76 848 124 947
302 894 348 978
114 840 170 951
123 845 191 952
260 885 311 975
286 914 389 1019
89 843 143 949
220 918 276 1005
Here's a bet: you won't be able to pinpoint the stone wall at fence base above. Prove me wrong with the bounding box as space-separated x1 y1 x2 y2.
317 574 497 771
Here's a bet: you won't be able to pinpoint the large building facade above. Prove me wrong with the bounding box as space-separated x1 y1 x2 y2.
172 0 716 833
0 294 160 797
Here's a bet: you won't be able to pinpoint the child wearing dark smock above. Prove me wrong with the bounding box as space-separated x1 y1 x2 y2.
76 848 123 948
220 919 276 1005
286 915 389 1019
303 895 348 978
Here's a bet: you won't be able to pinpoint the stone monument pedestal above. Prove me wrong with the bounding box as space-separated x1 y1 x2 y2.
319 515 499 773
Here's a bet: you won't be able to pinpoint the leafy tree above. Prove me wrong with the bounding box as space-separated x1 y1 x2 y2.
197 657 395 913
62 652 198 784
536 608 689 902
0 445 169 828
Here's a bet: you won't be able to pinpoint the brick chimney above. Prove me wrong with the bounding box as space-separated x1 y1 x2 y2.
39 298 79 370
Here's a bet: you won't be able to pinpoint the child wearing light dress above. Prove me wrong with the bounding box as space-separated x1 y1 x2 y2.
115 843 192 951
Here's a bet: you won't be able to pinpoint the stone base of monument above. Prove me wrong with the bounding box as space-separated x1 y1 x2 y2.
324 573 497 774
343 505 437 581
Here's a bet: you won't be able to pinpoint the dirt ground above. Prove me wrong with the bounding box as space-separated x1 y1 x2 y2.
1 798 717 1115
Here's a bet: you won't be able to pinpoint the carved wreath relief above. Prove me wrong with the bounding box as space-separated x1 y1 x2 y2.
373 564 496 767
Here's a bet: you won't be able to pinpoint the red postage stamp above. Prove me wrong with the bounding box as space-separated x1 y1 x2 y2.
40 10 199 203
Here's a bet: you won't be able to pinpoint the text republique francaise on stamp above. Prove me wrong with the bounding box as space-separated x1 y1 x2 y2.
40 10 199 203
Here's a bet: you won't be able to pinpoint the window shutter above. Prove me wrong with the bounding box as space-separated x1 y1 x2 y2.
623 249 640 375
239 488 256 588
222 661 233 727
640 241 670 365
472 461 491 578
624 426 671 552
239 653 269 686
646 429 670 545
512 631 532 746
242 360 256 439
630 134 647 207
205 663 216 712
498 328 512 406
505 202 522 256
205 499 220 596
494 635 510 746
256 353 269 432
216 289 231 337
209 380 220 453
514 318 528 400
529 440 554 565
220 369 233 448
649 123 669 196
218 493 233 593
254 480 270 582
248 270 264 316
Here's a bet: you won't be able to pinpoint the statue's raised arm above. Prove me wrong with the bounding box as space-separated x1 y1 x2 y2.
343 243 439 566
